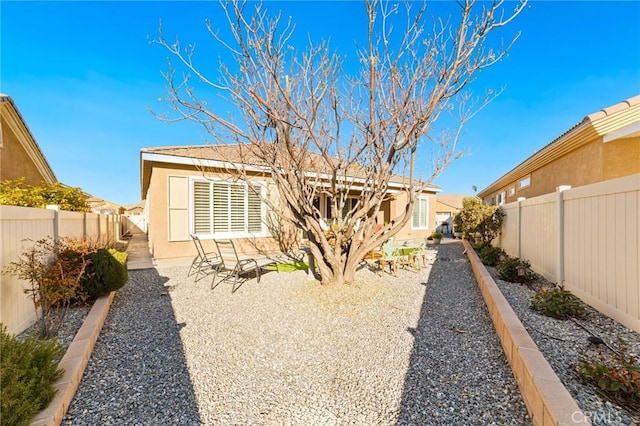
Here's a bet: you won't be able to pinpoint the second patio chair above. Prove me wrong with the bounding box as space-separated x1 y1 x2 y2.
212 239 268 291
189 235 222 282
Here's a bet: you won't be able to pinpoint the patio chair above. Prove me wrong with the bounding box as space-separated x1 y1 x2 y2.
188 234 222 282
377 239 399 276
211 239 274 291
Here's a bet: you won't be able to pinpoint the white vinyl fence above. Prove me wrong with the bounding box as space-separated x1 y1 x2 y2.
496 174 640 332
0 205 122 335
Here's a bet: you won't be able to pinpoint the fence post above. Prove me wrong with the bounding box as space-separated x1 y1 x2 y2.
556 185 571 285
83 212 88 239
46 205 60 242
516 197 525 258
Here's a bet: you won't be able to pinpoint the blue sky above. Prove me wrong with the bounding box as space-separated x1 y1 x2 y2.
2 1 639 206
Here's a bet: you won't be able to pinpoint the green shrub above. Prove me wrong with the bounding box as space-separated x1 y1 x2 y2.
456 197 505 244
82 249 128 298
0 178 89 212
0 325 64 425
108 248 128 266
479 246 506 267
496 256 535 284
578 337 640 411
473 241 487 251
530 286 585 319
431 232 444 240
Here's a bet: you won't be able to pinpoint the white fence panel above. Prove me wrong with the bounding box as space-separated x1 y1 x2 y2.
85 213 100 240
499 202 519 257
1 206 55 335
563 175 640 332
520 193 558 282
497 174 640 332
1 205 123 335
122 215 147 234
59 210 86 239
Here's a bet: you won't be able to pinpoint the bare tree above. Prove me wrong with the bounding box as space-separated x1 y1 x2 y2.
154 0 526 285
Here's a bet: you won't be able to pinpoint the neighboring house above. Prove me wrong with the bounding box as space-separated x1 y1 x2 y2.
86 195 124 215
434 194 466 234
124 202 144 215
478 95 640 204
140 145 441 259
0 94 57 185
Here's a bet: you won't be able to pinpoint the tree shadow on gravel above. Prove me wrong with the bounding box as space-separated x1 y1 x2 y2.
63 267 202 425
396 241 530 426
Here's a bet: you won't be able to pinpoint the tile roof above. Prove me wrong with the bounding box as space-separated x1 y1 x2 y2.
436 194 467 210
477 94 640 198
141 144 443 189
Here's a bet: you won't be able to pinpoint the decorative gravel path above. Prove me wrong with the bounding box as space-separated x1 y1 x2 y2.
62 241 530 425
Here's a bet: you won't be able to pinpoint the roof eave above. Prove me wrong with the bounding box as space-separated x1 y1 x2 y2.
140 150 442 196
0 94 57 184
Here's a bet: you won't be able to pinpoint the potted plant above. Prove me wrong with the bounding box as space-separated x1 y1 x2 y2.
453 214 463 239
431 232 444 244
453 226 463 239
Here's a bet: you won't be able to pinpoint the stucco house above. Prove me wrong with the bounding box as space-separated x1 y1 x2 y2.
434 194 466 234
140 145 441 260
478 95 640 204
124 202 144 215
86 195 125 215
0 94 57 185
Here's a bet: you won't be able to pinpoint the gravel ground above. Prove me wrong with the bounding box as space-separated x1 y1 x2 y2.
60 240 530 425
62 268 201 425
489 268 640 425
18 304 91 349
150 240 529 425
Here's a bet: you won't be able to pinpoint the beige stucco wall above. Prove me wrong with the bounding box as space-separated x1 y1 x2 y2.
435 200 460 216
145 162 282 259
0 116 49 185
145 161 439 259
388 190 437 241
483 135 640 204
603 136 640 181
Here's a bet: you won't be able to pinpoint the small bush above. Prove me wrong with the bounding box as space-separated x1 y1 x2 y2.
3 237 92 338
108 248 128 266
479 246 506 267
578 337 640 411
0 325 64 425
82 249 128 298
431 232 443 240
496 256 536 284
530 286 586 319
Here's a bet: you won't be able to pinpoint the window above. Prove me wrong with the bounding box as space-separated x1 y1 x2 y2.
496 191 506 206
412 197 429 230
192 179 264 237
508 187 515 196
518 176 531 189
341 197 359 219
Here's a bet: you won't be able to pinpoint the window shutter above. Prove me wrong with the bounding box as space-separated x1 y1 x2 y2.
412 198 428 228
193 181 211 234
213 183 229 233
229 183 246 232
248 185 262 233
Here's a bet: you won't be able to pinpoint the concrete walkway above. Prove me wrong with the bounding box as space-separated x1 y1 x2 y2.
125 231 155 270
